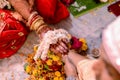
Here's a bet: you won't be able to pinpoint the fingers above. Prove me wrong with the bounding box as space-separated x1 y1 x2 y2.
57 39 69 53
34 44 43 61
56 45 64 53
63 55 78 77
59 41 68 50
28 0 34 7
41 49 48 60
50 40 69 55
62 38 69 43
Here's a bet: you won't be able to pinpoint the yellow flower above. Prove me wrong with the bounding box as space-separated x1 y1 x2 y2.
53 77 59 80
47 50 51 56
57 61 62 65
79 38 87 44
55 71 61 77
37 65 43 70
79 38 88 51
59 77 64 80
46 59 52 66
47 51 57 59
38 77 45 80
32 69 38 76
81 43 88 51
52 55 60 61
34 45 38 52
26 65 32 74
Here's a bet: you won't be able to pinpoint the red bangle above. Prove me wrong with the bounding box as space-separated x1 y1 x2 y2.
27 11 38 26
29 15 39 26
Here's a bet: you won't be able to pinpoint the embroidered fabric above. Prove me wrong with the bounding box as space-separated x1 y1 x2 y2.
0 9 28 58
0 20 6 35
34 29 71 60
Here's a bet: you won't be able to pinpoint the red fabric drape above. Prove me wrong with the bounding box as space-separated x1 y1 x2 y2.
0 9 28 59
35 0 69 24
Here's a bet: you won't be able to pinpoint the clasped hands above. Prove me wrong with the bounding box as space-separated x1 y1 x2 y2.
34 27 71 61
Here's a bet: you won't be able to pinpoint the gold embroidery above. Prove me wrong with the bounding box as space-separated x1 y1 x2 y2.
0 12 5 18
11 46 17 50
11 40 16 45
18 32 24 36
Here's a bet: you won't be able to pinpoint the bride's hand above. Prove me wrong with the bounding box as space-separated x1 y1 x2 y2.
50 38 69 55
27 0 34 11
38 26 69 55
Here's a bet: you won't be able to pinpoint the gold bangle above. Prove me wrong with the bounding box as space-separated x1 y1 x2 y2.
30 17 40 30
34 20 45 31
27 11 38 26
30 17 45 30
30 16 44 30
31 19 45 31
36 25 47 34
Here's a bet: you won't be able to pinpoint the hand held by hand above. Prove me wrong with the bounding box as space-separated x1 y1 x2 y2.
34 29 71 60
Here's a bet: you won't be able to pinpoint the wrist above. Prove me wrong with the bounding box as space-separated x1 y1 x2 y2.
26 11 54 37
38 26 53 40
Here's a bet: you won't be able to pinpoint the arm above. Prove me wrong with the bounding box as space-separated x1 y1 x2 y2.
67 50 88 67
8 0 31 20
62 55 79 80
8 0 69 59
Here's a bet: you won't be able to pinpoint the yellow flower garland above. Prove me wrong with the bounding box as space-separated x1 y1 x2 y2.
24 46 65 80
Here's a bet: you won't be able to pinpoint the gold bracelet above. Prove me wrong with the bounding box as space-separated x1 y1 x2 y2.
36 25 47 34
31 19 45 31
30 16 44 30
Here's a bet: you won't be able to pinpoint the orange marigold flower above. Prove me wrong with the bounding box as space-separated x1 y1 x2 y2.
38 77 45 80
32 69 38 76
53 77 59 80
55 71 61 77
26 65 32 74
59 77 64 80
58 61 62 65
52 55 60 61
79 38 87 44
81 43 88 51
46 59 52 66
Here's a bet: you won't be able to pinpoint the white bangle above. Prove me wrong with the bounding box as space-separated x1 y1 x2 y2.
27 11 38 26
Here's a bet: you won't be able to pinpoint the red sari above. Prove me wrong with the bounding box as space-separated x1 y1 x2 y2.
0 9 28 59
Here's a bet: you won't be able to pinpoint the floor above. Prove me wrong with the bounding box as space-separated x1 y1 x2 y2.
0 3 117 80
